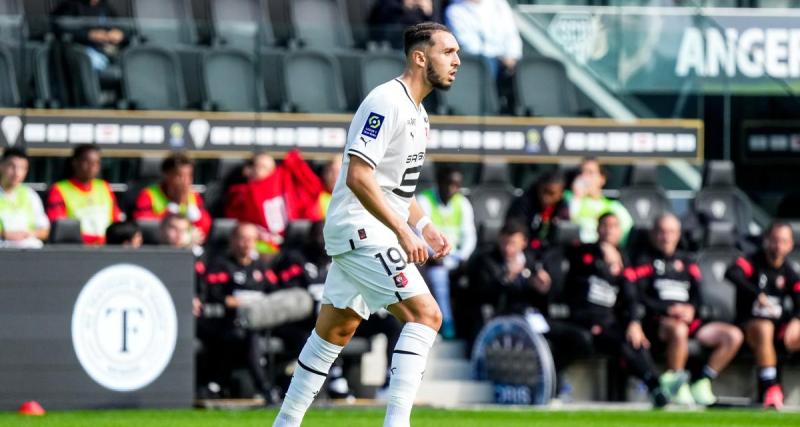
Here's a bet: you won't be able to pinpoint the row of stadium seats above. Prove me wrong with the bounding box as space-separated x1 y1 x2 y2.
1 0 405 50
0 0 590 116
0 41 583 115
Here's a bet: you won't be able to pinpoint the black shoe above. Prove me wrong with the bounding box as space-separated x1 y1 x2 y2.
651 387 669 408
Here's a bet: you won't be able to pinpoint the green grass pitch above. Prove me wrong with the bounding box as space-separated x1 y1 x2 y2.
1 408 799 427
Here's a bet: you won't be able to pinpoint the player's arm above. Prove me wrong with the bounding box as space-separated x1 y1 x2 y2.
408 196 452 260
345 155 427 264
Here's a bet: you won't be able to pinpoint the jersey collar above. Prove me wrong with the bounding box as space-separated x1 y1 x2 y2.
394 78 420 112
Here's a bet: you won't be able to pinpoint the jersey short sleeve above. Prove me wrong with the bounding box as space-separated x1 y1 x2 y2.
345 94 397 169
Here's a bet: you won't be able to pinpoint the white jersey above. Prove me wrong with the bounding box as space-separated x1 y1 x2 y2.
324 78 430 256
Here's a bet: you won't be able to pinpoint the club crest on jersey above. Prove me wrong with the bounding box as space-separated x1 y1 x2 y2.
361 112 385 139
393 272 408 288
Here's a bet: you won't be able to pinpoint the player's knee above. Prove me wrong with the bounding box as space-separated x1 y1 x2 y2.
411 306 442 331
726 327 744 348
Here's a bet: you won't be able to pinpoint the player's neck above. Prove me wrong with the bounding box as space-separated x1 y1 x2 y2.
398 72 431 108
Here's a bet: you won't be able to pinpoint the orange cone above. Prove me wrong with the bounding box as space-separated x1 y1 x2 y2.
18 401 45 416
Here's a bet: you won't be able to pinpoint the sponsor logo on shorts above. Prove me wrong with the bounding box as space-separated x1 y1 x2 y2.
394 272 408 288
358 228 367 240
361 112 385 139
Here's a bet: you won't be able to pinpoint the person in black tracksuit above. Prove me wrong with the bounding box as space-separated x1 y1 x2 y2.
504 170 570 251
628 213 742 406
563 212 667 407
201 222 311 400
725 222 800 409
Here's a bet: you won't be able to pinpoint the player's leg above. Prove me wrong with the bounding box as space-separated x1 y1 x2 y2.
273 304 362 427
657 317 693 404
782 319 800 353
273 258 367 427
744 319 782 408
595 324 667 407
659 317 690 371
691 322 744 405
425 264 455 338
382 293 442 427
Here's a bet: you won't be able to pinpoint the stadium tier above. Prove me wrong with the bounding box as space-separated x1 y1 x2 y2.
1 0 800 419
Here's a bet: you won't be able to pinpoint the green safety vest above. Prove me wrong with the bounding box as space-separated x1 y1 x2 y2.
144 184 198 217
54 179 114 239
0 185 36 234
420 189 463 245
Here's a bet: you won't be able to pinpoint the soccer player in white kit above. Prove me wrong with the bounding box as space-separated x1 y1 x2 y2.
272 23 460 427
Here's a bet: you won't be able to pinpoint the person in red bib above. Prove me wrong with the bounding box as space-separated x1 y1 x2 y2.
46 144 122 245
133 152 211 244
225 150 324 251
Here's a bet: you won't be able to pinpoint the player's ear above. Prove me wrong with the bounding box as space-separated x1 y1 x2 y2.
413 49 426 69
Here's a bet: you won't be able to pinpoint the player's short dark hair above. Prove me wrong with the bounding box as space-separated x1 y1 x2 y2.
500 219 529 238
403 22 452 56
598 212 618 225
160 213 190 230
436 165 462 184
71 144 100 160
106 221 141 245
765 221 793 238
535 170 564 189
161 152 193 174
2 147 28 162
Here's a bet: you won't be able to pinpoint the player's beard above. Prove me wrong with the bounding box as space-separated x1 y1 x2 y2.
426 61 452 91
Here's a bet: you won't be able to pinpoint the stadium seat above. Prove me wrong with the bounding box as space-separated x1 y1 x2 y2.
469 162 515 245
209 0 276 51
121 45 187 110
691 160 754 240
137 218 161 245
342 0 377 49
0 44 20 107
619 162 671 228
438 54 499 116
289 0 353 49
696 222 741 323
49 219 83 244
60 43 104 108
283 219 313 250
282 50 347 113
0 0 24 43
131 0 198 46
359 50 404 98
202 49 267 112
513 57 579 117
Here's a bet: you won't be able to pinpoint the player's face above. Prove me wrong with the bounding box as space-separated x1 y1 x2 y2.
73 149 101 182
537 182 563 208
231 224 258 259
653 216 680 256
424 31 460 91
598 215 621 247
499 231 526 260
579 160 606 191
765 226 793 262
162 218 191 248
166 164 193 193
438 171 462 202
250 154 276 181
0 156 28 188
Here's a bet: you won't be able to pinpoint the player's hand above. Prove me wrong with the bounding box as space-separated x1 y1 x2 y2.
626 321 650 349
422 224 452 260
398 226 428 265
530 269 552 294
757 292 770 307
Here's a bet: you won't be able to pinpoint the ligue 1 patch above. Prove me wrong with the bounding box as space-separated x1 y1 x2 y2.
361 112 385 139
358 228 367 240
394 272 408 288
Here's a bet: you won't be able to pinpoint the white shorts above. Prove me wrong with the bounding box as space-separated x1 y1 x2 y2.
321 244 430 319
